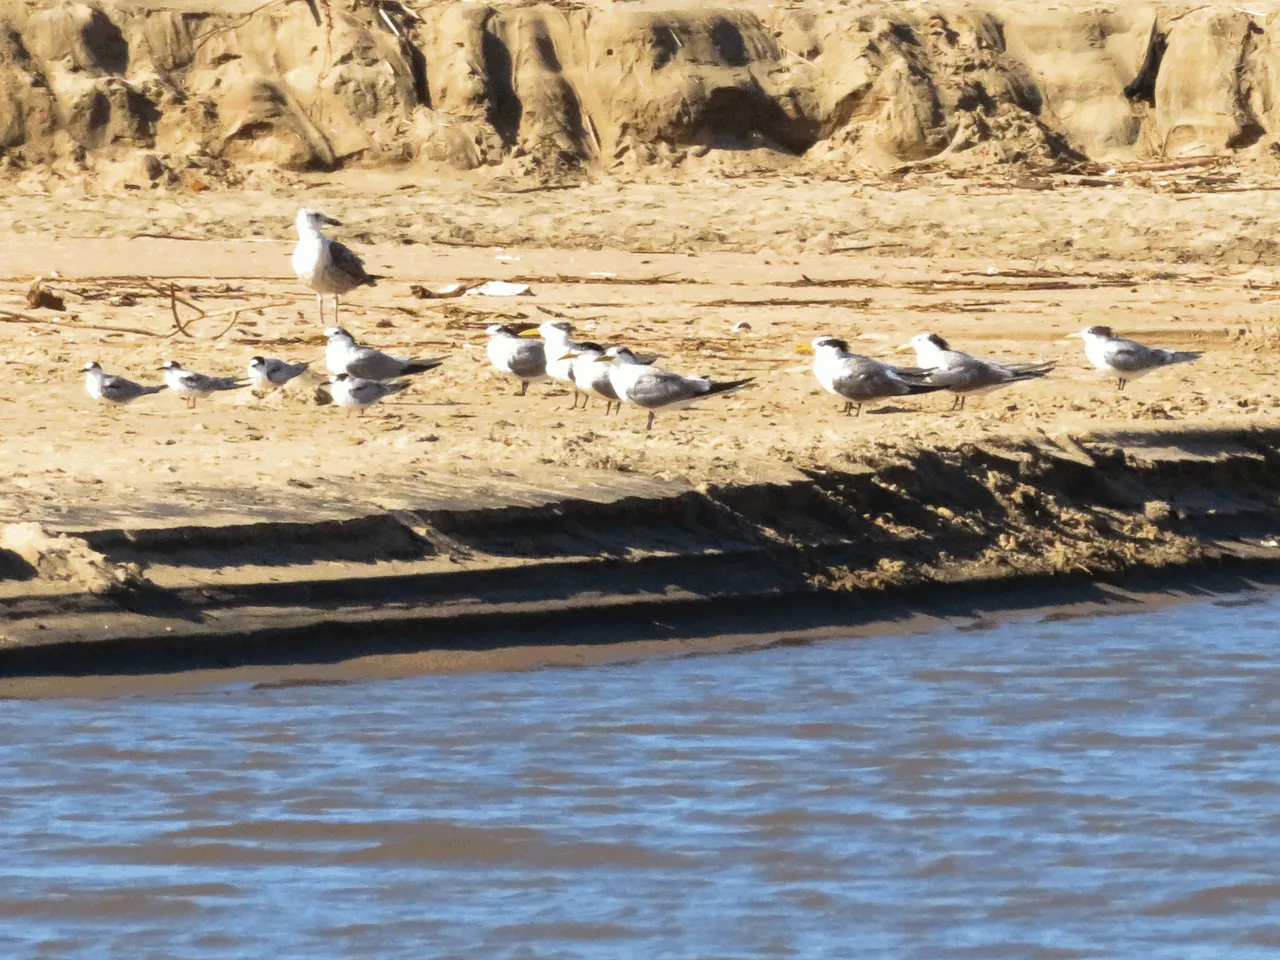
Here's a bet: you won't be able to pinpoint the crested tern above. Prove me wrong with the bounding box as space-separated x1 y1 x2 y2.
536 320 591 407
805 335 945 416
327 372 409 411
566 342 623 414
486 323 547 395
159 361 249 409
900 333 1053 411
324 326 444 380
292 208 382 326
82 361 166 409
1067 325 1201 390
247 356 310 393
600 346 754 431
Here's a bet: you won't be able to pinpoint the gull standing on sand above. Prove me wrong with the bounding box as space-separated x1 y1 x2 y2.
82 361 166 409
326 372 409 412
899 333 1053 411
159 361 249 409
292 208 382 326
568 342 625 414
536 320 592 407
1067 325 1202 390
485 324 547 396
804 336 946 416
324 327 444 380
247 356 310 393
598 346 754 431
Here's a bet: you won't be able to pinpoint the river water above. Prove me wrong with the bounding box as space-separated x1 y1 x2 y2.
4 594 1280 958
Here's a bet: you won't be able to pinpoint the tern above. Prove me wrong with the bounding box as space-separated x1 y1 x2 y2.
599 346 754 431
324 327 444 380
327 372 409 411
247 356 310 393
804 336 946 416
82 361 166 409
292 208 382 326
567 342 624 414
536 320 591 407
899 333 1053 411
1067 325 1201 390
486 323 547 395
158 361 248 409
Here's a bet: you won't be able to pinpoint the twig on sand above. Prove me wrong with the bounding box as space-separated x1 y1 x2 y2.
0 309 163 338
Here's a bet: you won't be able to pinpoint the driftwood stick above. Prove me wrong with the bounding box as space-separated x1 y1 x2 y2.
0 310 163 337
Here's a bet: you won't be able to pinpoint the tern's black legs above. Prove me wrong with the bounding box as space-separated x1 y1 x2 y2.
949 394 966 411
1118 378 1127 391
645 411 655 432
518 380 529 397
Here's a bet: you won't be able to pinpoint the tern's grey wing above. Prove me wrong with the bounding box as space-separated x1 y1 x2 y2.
346 347 406 380
102 375 163 402
329 240 376 288
930 354 1006 391
183 371 246 391
508 340 547 380
351 379 408 404
626 370 707 409
887 364 935 380
270 359 310 384
1103 339 1164 374
833 358 909 401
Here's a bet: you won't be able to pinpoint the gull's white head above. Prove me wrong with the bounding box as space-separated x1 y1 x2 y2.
602 345 638 364
82 361 101 373
537 320 572 340
296 208 341 235
899 332 949 358
323 326 351 341
811 335 849 354
1068 325 1114 341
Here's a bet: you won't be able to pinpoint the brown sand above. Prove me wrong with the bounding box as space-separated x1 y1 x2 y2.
3 0 1280 687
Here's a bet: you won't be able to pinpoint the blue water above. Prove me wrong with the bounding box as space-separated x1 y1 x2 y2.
3 594 1280 958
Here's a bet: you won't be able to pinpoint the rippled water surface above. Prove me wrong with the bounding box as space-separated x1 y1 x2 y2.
5 595 1280 958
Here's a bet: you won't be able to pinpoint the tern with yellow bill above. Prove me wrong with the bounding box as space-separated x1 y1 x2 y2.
596 346 754 431
899 332 1053 411
802 336 945 416
1066 325 1200 391
486 324 548 396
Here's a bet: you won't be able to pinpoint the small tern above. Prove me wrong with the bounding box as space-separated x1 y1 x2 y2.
159 361 248 408
327 373 409 411
599 346 754 431
292 208 382 326
324 327 444 380
486 323 547 395
536 320 591 407
804 336 945 416
566 342 624 414
82 361 166 409
1067 325 1201 390
247 356 310 393
899 333 1053 411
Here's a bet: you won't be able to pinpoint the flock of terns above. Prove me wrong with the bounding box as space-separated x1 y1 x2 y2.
79 208 1204 429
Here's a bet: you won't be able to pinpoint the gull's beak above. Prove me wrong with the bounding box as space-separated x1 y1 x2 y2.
517 328 542 338
322 215 342 227
795 344 814 354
